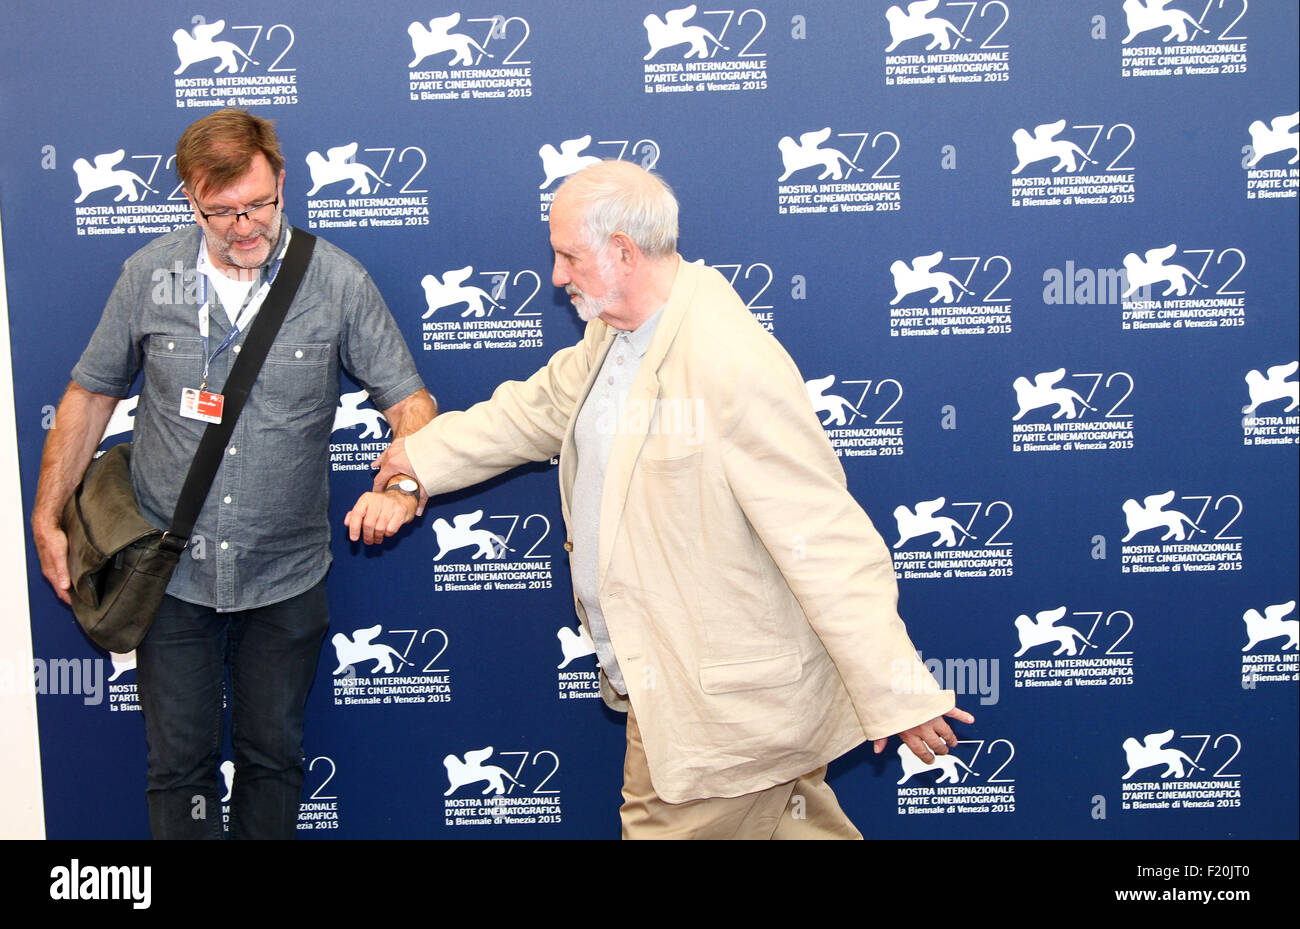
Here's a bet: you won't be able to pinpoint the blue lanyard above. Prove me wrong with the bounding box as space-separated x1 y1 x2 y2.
196 229 291 388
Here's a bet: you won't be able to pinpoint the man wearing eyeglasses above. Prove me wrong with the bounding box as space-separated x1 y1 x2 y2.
31 109 434 839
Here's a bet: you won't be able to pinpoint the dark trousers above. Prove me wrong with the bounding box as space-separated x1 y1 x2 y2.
135 578 329 839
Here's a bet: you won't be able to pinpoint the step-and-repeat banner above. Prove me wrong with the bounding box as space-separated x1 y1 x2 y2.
1 1 1295 839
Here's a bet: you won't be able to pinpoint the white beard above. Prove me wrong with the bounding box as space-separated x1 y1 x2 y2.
568 248 621 322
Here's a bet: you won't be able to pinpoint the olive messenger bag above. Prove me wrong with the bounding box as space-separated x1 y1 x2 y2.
62 229 317 652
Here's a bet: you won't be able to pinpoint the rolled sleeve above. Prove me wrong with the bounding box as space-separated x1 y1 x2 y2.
339 271 424 411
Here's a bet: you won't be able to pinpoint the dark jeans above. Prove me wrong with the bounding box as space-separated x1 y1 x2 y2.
135 578 329 839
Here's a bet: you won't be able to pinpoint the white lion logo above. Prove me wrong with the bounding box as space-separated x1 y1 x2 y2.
778 128 860 182
888 251 972 305
1120 491 1200 542
896 743 977 785
643 5 729 60
444 747 521 796
99 395 139 444
172 20 259 75
557 625 597 670
805 375 861 427
1121 730 1201 779
420 266 503 319
1013 606 1093 657
408 13 492 68
538 135 602 190
1011 368 1095 421
1245 112 1300 167
330 625 408 675
893 497 975 549
1120 244 1204 298
305 143 389 197
432 510 512 561
332 390 388 440
73 151 157 204
108 650 136 682
1242 600 1298 652
1011 120 1096 174
1242 361 1299 415
884 0 969 52
220 760 235 803
1121 0 1208 44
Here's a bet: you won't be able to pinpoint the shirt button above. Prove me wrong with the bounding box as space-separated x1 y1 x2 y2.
223 495 232 504
616 356 625 366
232 345 241 353
606 376 614 386
295 349 304 358
228 447 237 455
220 541 229 550
167 341 175 351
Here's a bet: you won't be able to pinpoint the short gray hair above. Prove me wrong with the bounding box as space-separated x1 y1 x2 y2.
557 160 678 258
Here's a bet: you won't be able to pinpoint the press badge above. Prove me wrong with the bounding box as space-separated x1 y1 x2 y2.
180 387 225 424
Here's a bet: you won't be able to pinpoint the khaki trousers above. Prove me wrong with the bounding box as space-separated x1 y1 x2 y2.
619 706 863 840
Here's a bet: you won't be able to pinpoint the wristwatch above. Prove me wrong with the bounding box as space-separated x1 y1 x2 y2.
387 477 419 497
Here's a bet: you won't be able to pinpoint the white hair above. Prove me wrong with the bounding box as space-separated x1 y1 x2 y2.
556 160 678 258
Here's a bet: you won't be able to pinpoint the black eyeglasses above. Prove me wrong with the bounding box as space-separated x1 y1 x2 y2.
196 197 280 227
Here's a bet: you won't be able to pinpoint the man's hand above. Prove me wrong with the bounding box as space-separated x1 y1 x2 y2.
343 485 419 545
370 437 419 501
32 518 72 605
873 707 975 763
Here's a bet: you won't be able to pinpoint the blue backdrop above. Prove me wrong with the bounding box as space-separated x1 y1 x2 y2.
2 0 1295 839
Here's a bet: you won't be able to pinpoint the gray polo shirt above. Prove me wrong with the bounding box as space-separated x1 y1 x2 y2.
72 218 424 611
571 308 663 694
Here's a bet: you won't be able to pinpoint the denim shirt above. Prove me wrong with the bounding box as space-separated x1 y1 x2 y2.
72 220 424 611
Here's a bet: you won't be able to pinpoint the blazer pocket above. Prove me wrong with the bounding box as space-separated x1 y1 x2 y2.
638 448 700 475
699 651 802 694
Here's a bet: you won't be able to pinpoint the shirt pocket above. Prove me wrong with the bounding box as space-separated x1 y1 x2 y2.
260 342 331 413
143 336 204 401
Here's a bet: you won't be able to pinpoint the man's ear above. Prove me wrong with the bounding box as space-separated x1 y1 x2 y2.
610 232 637 269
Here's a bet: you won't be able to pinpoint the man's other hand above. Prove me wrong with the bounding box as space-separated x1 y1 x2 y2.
872 707 976 763
344 487 419 544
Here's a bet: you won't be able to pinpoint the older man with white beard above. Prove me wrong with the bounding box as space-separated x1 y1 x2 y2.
351 159 971 838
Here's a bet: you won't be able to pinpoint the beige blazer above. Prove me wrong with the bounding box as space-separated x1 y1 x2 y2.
406 259 954 803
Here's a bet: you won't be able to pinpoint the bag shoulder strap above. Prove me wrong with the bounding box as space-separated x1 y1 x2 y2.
164 228 318 550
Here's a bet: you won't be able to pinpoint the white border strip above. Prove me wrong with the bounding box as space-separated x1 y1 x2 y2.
0 201 47 838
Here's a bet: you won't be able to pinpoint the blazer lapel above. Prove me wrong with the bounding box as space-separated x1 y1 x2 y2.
596 258 696 586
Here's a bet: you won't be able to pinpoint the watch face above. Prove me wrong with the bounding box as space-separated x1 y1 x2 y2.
398 478 419 494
